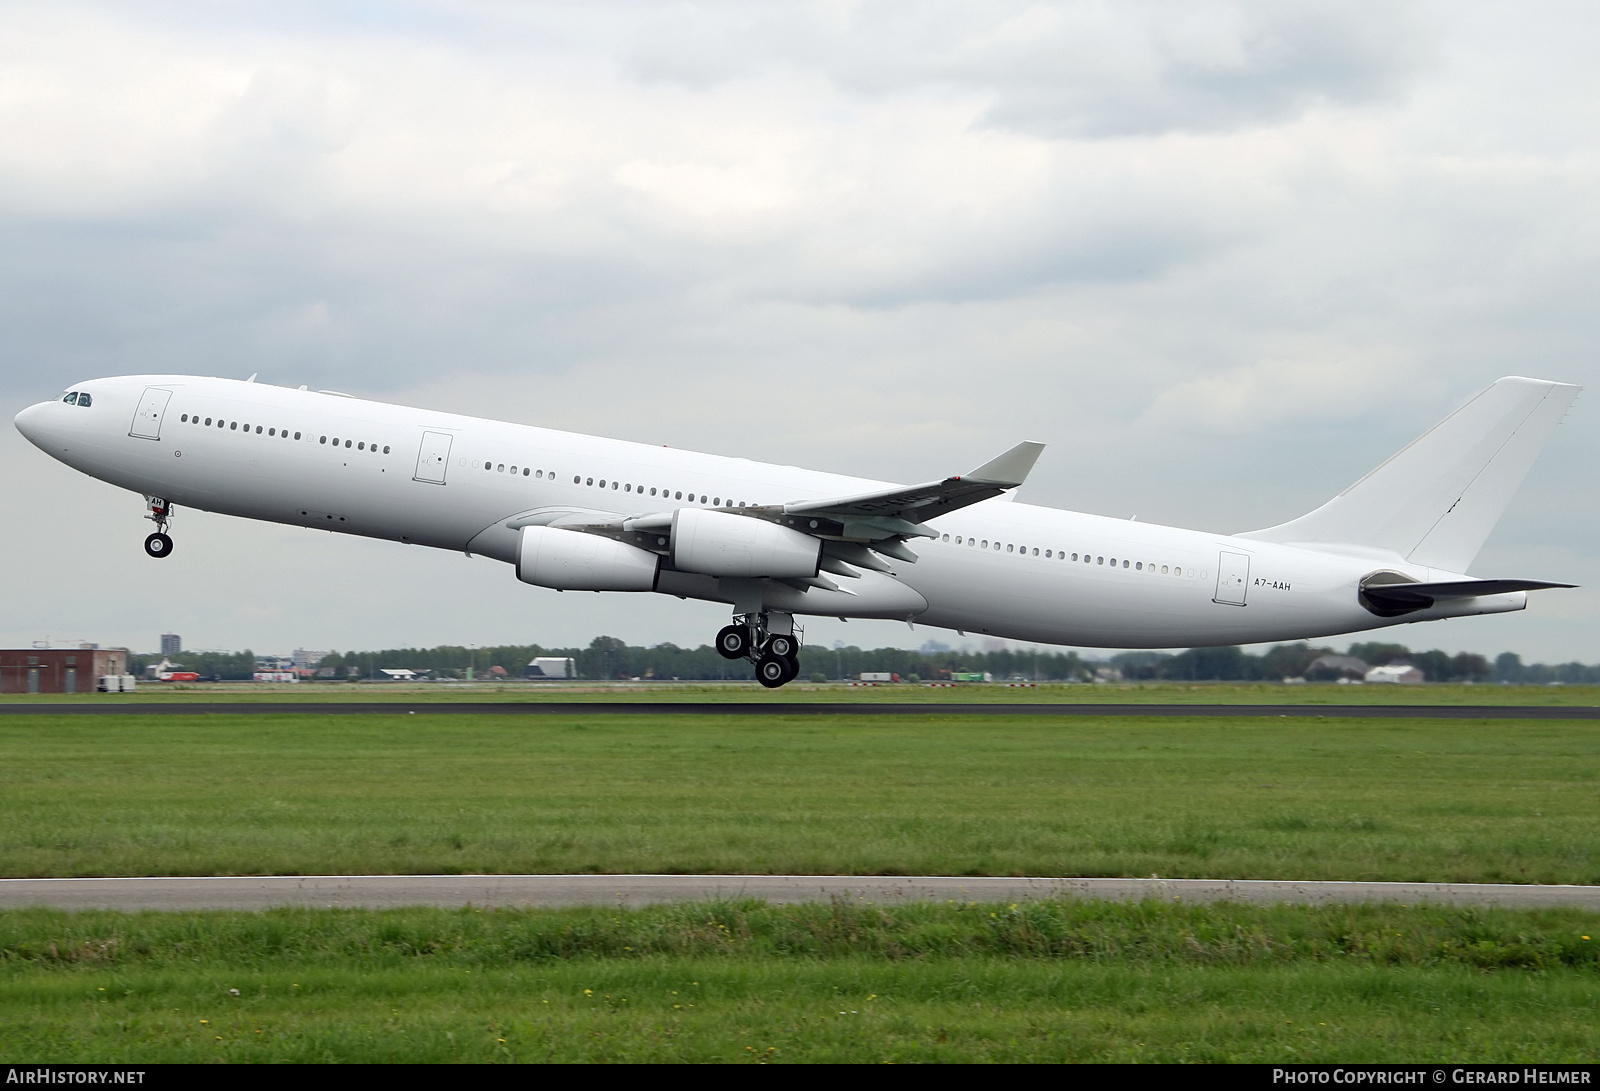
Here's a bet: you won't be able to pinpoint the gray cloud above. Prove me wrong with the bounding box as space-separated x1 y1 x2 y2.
627 1 1432 138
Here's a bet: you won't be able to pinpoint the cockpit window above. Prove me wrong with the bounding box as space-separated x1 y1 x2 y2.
76 393 91 407
62 392 77 405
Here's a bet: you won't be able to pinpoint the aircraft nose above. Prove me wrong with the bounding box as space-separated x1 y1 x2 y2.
13 401 50 447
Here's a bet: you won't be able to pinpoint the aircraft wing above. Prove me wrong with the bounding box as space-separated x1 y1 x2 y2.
503 442 1045 573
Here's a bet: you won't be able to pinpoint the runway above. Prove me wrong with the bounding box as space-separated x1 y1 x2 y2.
1 701 1597 718
2 874 1597 911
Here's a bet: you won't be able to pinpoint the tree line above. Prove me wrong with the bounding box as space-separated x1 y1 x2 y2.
127 637 1600 683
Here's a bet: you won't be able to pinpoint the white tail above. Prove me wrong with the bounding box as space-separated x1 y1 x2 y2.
1240 376 1579 572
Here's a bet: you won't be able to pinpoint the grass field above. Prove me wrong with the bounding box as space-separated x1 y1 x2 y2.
1 711 1594 882
5 680 1600 705
4 702 1597 1063
3 900 1597 1062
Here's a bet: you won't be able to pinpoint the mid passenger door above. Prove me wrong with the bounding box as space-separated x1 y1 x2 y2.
128 388 173 440
414 431 454 484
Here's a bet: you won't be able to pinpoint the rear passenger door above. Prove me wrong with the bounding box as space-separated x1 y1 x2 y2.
1214 551 1251 606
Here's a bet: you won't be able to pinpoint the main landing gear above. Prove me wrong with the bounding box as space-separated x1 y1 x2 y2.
143 496 174 559
716 611 802 689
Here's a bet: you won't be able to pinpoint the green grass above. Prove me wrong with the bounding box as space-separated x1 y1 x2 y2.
1 712 1595 881
3 900 1597 1062
5 680 1600 704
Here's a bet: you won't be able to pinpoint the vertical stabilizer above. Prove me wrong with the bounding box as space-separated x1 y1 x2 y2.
1239 377 1579 572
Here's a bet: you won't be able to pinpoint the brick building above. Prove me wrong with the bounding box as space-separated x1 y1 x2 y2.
0 648 129 694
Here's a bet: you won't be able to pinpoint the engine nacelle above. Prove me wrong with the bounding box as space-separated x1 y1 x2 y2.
671 507 821 578
517 525 659 591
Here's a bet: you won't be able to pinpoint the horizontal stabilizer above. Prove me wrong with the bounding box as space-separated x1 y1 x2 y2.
1361 577 1575 616
1240 377 1579 571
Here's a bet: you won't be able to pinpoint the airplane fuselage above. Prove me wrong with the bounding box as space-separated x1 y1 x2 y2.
14 375 1532 651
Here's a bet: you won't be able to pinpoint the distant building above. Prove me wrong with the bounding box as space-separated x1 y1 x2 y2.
1306 654 1369 680
160 634 182 656
1366 664 1424 684
378 668 418 681
1 648 130 693
525 657 577 679
291 649 325 669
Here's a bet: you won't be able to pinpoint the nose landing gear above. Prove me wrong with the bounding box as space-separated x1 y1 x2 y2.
716 611 801 688
143 497 174 559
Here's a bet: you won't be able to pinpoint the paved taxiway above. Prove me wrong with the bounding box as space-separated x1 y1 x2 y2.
1 702 1597 718
2 875 1597 911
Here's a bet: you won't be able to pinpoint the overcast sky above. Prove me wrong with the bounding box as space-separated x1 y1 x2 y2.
4 0 1598 662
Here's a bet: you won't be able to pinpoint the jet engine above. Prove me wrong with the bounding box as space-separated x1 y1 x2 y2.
671 507 821 578
516 525 659 591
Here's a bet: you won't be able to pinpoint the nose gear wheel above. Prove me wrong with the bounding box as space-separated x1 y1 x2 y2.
143 497 175 558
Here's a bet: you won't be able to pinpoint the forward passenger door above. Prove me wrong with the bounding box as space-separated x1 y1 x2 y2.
128 388 173 440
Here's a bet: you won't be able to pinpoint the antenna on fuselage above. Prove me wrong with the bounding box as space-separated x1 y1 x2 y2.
246 373 257 383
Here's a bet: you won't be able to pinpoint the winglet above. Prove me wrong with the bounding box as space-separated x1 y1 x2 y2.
966 441 1045 487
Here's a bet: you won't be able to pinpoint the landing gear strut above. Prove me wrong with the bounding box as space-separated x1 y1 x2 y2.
144 496 174 559
716 612 801 688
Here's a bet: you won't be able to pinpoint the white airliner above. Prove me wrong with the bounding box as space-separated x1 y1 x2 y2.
13 374 1579 686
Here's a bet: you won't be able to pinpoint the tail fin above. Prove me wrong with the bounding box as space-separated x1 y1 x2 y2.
1239 376 1579 572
